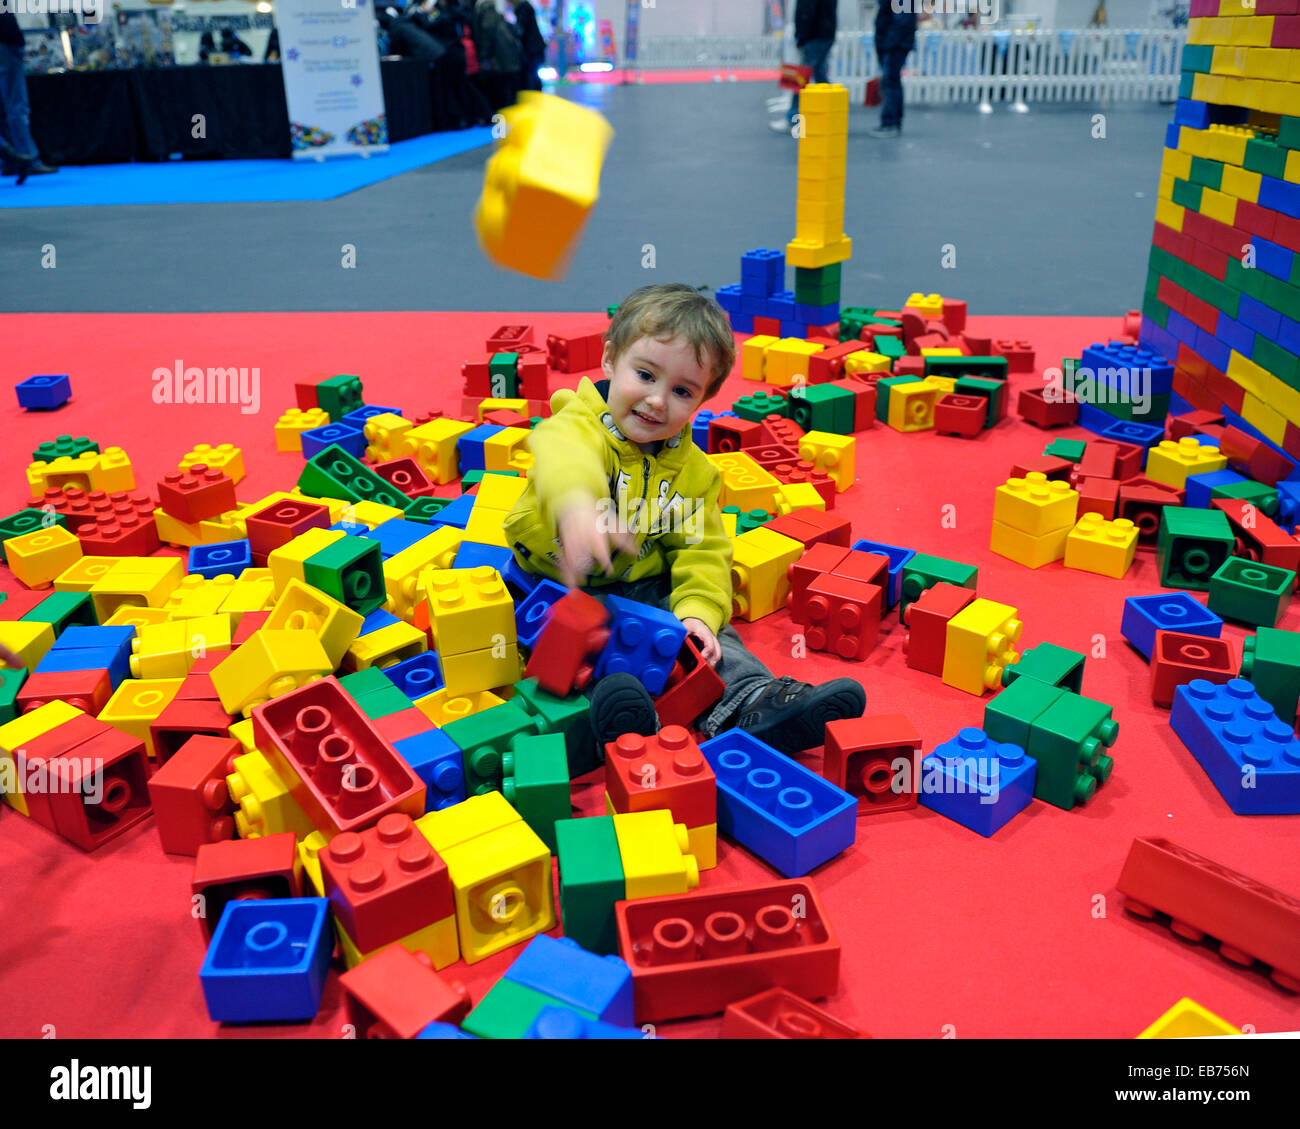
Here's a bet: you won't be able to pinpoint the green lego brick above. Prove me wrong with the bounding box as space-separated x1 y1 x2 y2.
794 264 842 306
1250 337 1300 390
1143 268 1161 299
32 435 98 464
606 304 619 318
1239 626 1300 726
924 355 1009 382
463 977 591 1039
488 353 519 399
723 506 773 535
1142 294 1170 329
554 815 626 956
530 417 544 429
1210 480 1277 517
1207 557 1295 627
1156 506 1235 591
1181 44 1214 72
897 554 977 621
0 666 28 725
1188 156 1224 192
1171 178 1203 211
1092 392 1171 424
874 335 906 360
443 700 542 796
338 666 394 698
1025 690 1117 811
316 374 365 423
511 678 595 779
299 444 414 511
0 509 67 562
18 591 97 633
353 683 418 720
953 375 1004 428
462 469 523 493
873 375 915 423
502 731 572 854
1178 71 1195 99
303 535 386 615
787 384 854 434
1273 115 1300 152
838 306 877 342
405 496 452 524
1001 641 1085 695
732 392 789 423
1044 438 1087 462
983 676 1066 753
1269 276 1300 322
1244 135 1289 178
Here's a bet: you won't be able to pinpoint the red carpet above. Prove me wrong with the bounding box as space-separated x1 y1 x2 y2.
2 310 1298 1039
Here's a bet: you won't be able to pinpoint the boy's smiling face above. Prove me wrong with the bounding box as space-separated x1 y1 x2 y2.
603 334 712 452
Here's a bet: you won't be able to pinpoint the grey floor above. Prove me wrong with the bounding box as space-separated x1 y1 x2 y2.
0 81 1171 315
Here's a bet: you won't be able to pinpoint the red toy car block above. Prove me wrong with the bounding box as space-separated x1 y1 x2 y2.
993 339 1036 374
546 331 604 373
904 581 976 674
806 341 866 384
721 986 869 1039
1150 630 1237 708
934 394 987 438
764 510 850 551
1219 426 1294 486
320 812 454 953
770 461 836 509
461 354 495 398
485 324 534 352
763 415 805 448
752 315 781 338
709 417 765 453
747 443 800 471
245 498 332 561
1210 498 1300 580
483 409 531 429
891 355 926 379
1076 476 1119 520
801 573 882 661
524 588 612 697
517 353 550 401
192 832 303 938
340 943 472 1038
232 609 271 647
785 542 851 624
823 714 922 813
157 464 238 525
826 377 877 432
1117 836 1300 993
16 668 112 715
604 725 717 828
615 879 841 1024
150 697 234 767
1017 386 1079 429
373 458 436 499
653 635 725 731
295 380 320 411
941 298 967 334
909 332 948 356
146 734 240 855
1167 409 1225 441
1118 481 1184 550
1009 454 1074 482
251 676 426 839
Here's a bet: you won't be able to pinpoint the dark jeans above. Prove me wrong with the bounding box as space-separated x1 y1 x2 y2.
0 43 39 165
787 37 834 125
520 51 544 92
587 573 773 739
878 46 907 129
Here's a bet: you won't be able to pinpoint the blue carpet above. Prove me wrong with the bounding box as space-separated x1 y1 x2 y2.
0 129 494 208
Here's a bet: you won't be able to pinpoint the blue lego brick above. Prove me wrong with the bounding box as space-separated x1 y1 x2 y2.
779 320 805 338
1259 174 1300 219
15 374 71 411
767 290 796 321
700 729 857 877
503 934 634 1027
514 577 569 648
1165 123 1182 149
1276 479 1300 532
729 311 755 335
740 294 766 317
1101 419 1164 448
453 541 515 575
1171 678 1300 814
360 606 401 635
46 624 134 686
918 728 1037 837
417 1022 479 1039
342 405 401 428
1166 309 1199 349
849 539 915 608
524 1006 645 1039
301 422 366 460
1081 340 1173 397
330 521 371 537
1214 313 1254 358
1185 468 1249 509
1139 316 1181 361
1194 326 1232 373
1279 314 1300 356
795 301 839 325
1173 98 1209 129
715 284 742 314
383 651 444 699
199 898 333 1023
1121 592 1223 660
188 539 253 580
428 491 475 531
1252 237 1294 281
1076 400 1117 435
592 594 686 696
502 555 538 598
394 727 465 811
1238 295 1282 338
456 424 503 475
1167 390 1194 419
51 624 135 653
364 517 434 560
692 409 738 451
740 248 785 297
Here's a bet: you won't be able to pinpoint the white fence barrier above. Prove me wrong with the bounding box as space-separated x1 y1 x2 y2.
630 28 1186 104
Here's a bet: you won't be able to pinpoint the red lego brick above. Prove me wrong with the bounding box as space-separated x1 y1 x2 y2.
192 832 303 938
156 464 237 524
150 697 234 766
244 498 333 563
763 416 805 448
904 581 976 674
806 341 866 385
1119 481 1184 549
769 461 836 509
0 588 50 620
320 812 454 952
708 417 765 453
933 394 986 437
891 355 926 379
1167 409 1225 441
75 492 160 556
785 542 851 624
873 309 903 321
721 986 868 1039
1017 386 1079 428
1117 836 1300 993
412 408 445 427
801 573 881 660
1211 498 1300 580
1076 440 1119 480
652 635 725 732
807 322 838 343
483 409 531 428
523 588 612 697
1150 630 1238 709
862 324 902 349
961 331 992 354
546 331 604 373
752 315 782 337
146 734 240 855
373 458 436 499
340 943 472 1038
517 353 550 401
1076 476 1119 520
922 318 951 342
604 725 717 828
823 714 922 813
764 509 851 550
251 676 426 839
232 609 271 647
747 444 800 471
826 377 877 432
27 487 137 534
525 397 551 419
615 879 841 1024
461 354 495 398
373 706 437 747
1009 454 1074 482
898 308 927 348
294 380 320 410
485 324 534 352
941 298 967 334
16 668 112 715
909 332 948 355
832 549 889 589
1219 426 1294 487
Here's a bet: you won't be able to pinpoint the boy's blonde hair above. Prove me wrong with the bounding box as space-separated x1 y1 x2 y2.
604 284 736 400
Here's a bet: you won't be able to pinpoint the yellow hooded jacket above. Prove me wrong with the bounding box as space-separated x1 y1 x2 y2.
502 377 733 635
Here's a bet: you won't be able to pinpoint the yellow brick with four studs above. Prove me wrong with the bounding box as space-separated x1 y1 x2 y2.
942 598 1024 696
1064 515 1139 579
797 431 855 491
1144 437 1228 491
993 472 1079 536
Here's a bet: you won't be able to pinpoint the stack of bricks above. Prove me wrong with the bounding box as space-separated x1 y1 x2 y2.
990 471 1080 570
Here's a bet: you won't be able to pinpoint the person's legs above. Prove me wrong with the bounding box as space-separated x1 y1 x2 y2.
880 47 906 130
0 43 40 167
787 37 835 126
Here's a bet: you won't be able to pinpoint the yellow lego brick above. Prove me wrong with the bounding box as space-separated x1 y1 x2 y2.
1155 198 1186 232
1064 515 1139 579
1158 173 1175 202
797 431 855 491
611 809 700 900
776 482 826 514
710 451 782 511
797 133 847 162
942 598 1023 695
26 450 99 495
89 556 186 621
439 642 523 697
473 91 615 281
408 418 475 485
344 619 428 673
164 574 241 619
1255 47 1291 82
1161 146 1193 181
89 447 135 493
4 525 82 588
721 509 738 538
178 443 244 484
796 218 846 246
209 627 331 714
925 375 957 395
103 604 170 631
275 407 330 453
461 505 510 548
482 427 533 475
268 527 345 597
422 565 517 654
1145 437 1229 490
153 507 203 548
741 335 778 382
1221 163 1262 203
886 381 939 433
1283 149 1300 186
0 700 86 814
1241 391 1287 445
476 397 529 422
1137 998 1239 1039
335 913 460 972
129 613 233 679
730 526 802 622
843 351 891 375
349 499 406 528
993 472 1079 536
1187 17 1206 45
0 620 56 671
415 687 506 726
989 519 1071 569
384 526 464 617
785 235 853 270
1210 44 1239 76
219 570 278 622
1227 349 1272 400
472 474 529 513
1191 72 1214 102
296 829 329 895
919 347 962 358
764 339 824 386
1233 15 1274 46
226 749 316 840
1199 186 1239 226
795 198 846 228
265 577 364 668
199 508 250 546
53 555 118 592
228 717 257 756
362 412 415 463
798 83 850 113
97 677 184 759
796 174 846 203
904 292 944 317
1217 0 1252 14
686 823 717 871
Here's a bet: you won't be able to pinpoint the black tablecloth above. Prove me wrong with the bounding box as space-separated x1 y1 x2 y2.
29 60 442 165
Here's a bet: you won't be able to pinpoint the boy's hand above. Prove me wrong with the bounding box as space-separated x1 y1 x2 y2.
0 644 20 669
681 617 721 666
556 499 638 589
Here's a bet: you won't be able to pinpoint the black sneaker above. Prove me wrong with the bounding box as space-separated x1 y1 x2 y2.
589 673 658 761
736 675 866 755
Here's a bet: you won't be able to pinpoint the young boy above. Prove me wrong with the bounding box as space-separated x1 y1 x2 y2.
502 283 865 756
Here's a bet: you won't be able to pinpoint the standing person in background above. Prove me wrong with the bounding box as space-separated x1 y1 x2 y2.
0 10 56 180
472 0 521 113
870 1 917 138
507 0 546 92
431 0 493 127
777 0 837 132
